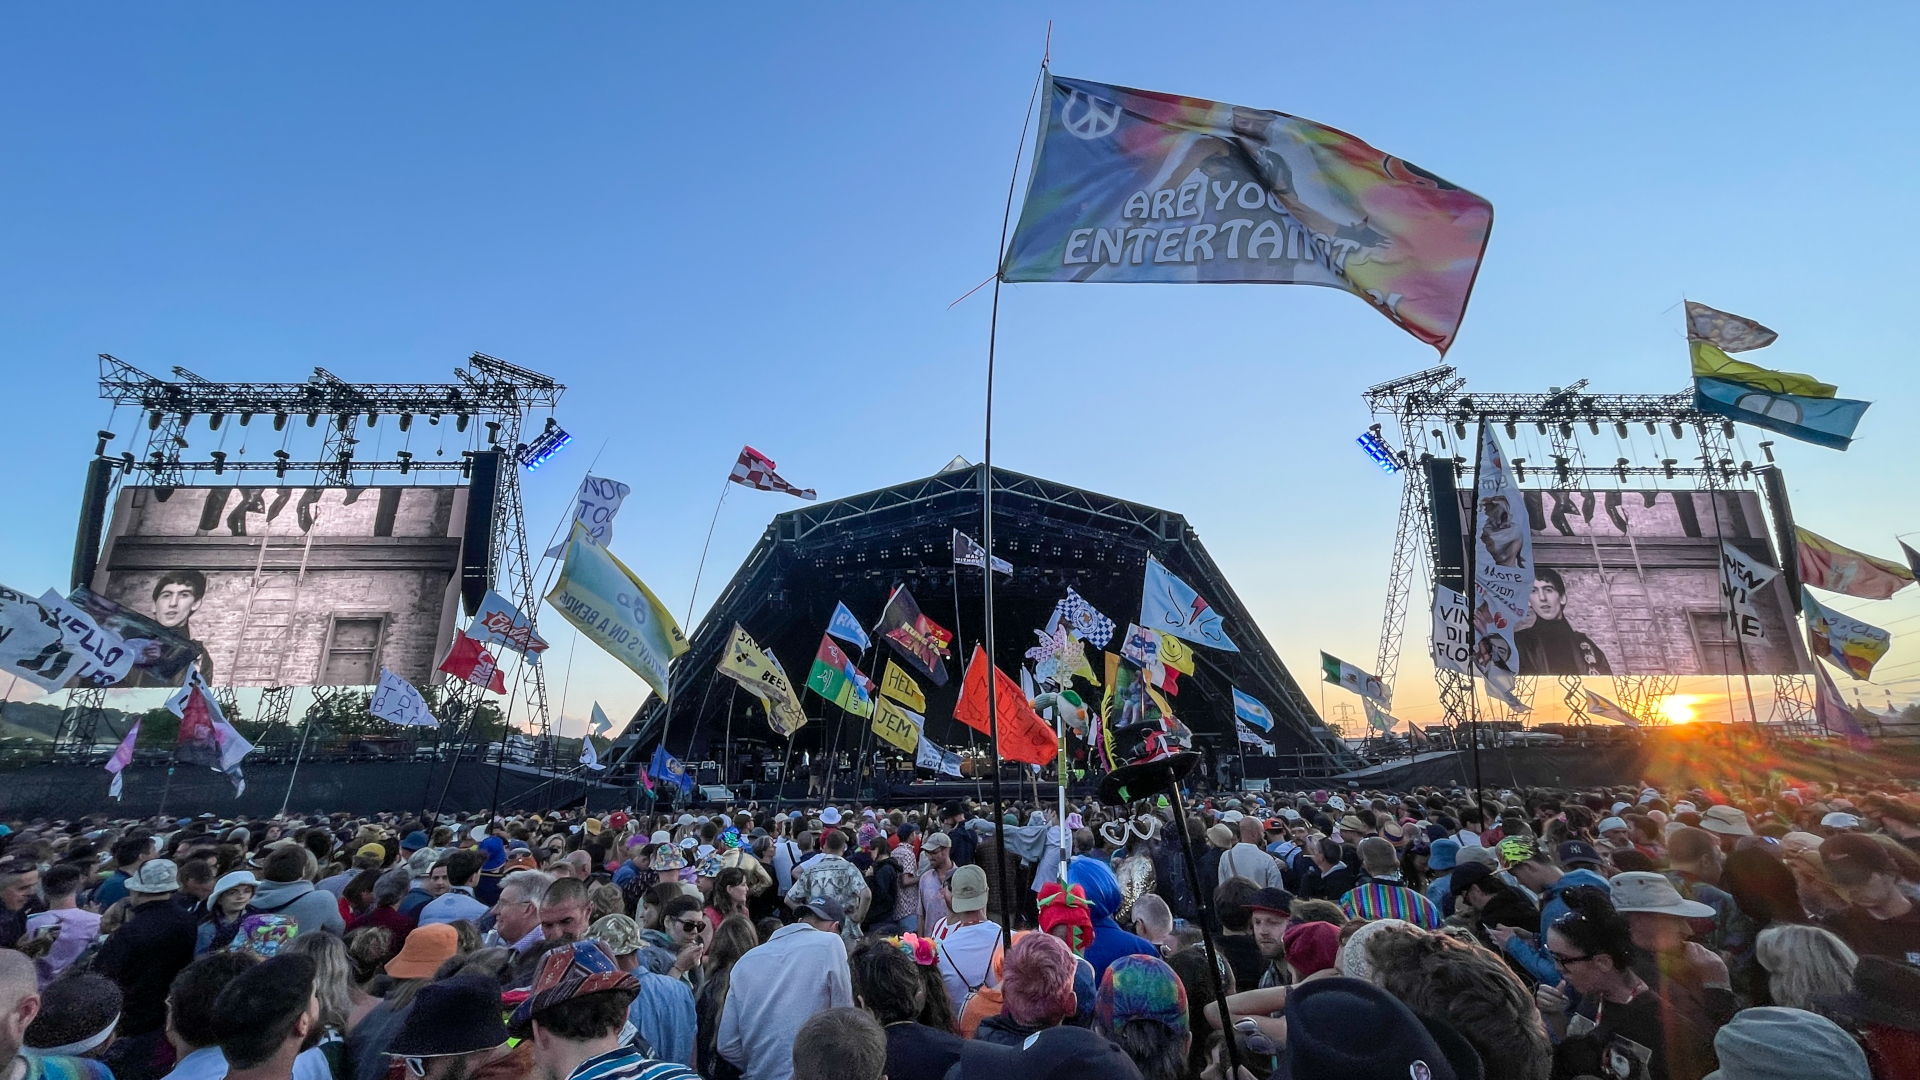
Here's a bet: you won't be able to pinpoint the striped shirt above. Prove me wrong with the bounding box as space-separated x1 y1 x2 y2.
1339 876 1444 929
567 1046 699 1080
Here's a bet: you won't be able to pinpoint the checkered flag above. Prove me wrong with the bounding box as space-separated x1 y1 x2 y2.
1050 588 1115 648
730 445 817 500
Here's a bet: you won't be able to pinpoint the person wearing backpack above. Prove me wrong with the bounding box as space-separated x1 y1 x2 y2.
932 865 1001 1021
248 846 346 937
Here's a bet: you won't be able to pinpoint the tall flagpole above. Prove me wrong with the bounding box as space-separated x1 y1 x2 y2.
981 60 1045 947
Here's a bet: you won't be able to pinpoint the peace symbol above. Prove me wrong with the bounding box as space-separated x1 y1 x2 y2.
1063 89 1121 140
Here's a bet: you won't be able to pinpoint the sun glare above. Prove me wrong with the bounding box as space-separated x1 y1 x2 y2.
1658 695 1703 724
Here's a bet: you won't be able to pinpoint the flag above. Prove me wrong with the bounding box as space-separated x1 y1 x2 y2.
1690 339 1834 396
1363 701 1401 734
877 585 952 687
543 475 632 559
1720 542 1781 644
1903 541 1920 582
438 634 507 693
879 660 926 711
1000 75 1493 355
1154 632 1194 676
730 446 816 500
953 645 1060 766
105 718 140 800
1689 339 1868 450
167 663 249 795
871 697 924 754
1803 587 1892 680
826 601 871 652
1101 652 1182 773
1140 558 1238 652
370 669 438 727
1232 687 1274 732
0 585 79 693
589 702 613 736
1320 652 1388 707
1797 528 1914 600
36 590 134 689
1236 719 1272 753
806 635 874 719
915 733 945 773
1431 585 1473 673
636 764 653 794
579 737 605 771
717 624 808 736
649 745 695 796
467 590 550 661
1406 723 1432 749
546 523 688 699
1048 588 1116 648
1583 689 1642 728
1812 656 1872 750
1470 425 1532 712
1685 300 1779 352
952 530 1013 575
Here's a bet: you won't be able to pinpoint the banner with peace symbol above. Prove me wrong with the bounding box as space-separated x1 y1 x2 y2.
1001 74 1493 355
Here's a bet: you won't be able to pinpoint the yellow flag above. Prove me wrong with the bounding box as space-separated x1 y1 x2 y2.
880 660 926 711
1690 340 1836 398
715 624 807 737
871 697 923 753
1154 631 1195 676
546 524 687 699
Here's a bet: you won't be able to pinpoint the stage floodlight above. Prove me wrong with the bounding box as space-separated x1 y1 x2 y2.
118 452 135 472
1512 457 1527 482
1661 458 1677 479
459 452 474 479
208 413 224 430
306 412 320 427
335 414 352 431
1759 440 1775 463
1355 429 1399 473
519 422 573 471
273 413 288 430
148 410 163 430
93 431 115 457
399 413 413 432
1553 455 1571 484
429 413 441 425
179 410 194 426
1721 420 1736 439
1670 422 1685 439
366 410 379 426
1587 420 1600 435
485 420 501 445
1504 419 1517 439
455 414 470 432
1740 460 1753 477
1614 457 1629 481
1535 421 1547 434
211 451 227 475
273 449 290 479
1452 420 1467 440
397 449 413 475
1615 422 1629 439
239 412 254 426
1558 423 1573 438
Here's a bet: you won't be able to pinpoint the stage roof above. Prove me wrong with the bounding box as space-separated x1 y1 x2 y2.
620 462 1353 770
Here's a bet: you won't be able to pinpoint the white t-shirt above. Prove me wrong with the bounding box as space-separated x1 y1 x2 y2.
933 918 1002 1012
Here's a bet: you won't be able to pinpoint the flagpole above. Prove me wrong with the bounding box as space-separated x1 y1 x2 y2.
280 709 316 819
1466 422 1488 811
950 553 983 801
683 475 734 640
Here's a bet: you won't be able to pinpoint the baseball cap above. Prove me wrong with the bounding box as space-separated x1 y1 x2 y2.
508 942 639 1031
1496 836 1535 865
356 842 386 860
401 831 430 851
1556 840 1603 870
950 864 989 912
1822 832 1896 885
585 914 642 956
1597 816 1629 835
802 897 846 924
921 832 952 851
1246 887 1293 916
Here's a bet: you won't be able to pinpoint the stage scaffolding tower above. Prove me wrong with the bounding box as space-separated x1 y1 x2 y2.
1362 365 1814 739
56 353 564 757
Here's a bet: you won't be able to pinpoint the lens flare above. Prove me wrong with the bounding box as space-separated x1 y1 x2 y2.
1658 695 1703 725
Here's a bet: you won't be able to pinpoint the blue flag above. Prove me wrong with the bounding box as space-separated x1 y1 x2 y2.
1232 688 1274 732
650 745 695 797
1694 376 1870 451
826 601 871 652
1140 557 1239 652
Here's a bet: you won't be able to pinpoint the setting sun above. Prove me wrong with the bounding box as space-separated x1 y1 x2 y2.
1658 695 1705 725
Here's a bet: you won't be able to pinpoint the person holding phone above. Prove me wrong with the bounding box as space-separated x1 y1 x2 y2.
659 896 710 991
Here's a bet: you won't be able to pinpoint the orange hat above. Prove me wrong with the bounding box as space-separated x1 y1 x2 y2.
386 922 459 979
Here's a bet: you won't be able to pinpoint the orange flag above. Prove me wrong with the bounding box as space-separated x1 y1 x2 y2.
953 645 1059 766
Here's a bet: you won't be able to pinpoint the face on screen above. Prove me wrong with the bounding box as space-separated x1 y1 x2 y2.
153 582 202 628
1530 578 1564 621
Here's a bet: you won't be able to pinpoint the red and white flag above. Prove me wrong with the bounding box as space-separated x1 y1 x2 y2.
439 634 507 693
730 446 816 500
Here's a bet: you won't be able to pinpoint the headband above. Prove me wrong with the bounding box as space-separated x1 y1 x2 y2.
23 1015 119 1059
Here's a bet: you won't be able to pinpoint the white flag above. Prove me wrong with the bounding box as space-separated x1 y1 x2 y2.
544 475 632 559
36 590 134 688
1431 585 1473 674
370 668 438 727
915 735 945 773
1470 426 1532 712
580 737 605 771
1583 689 1642 728
0 586 80 692
1719 542 1779 644
590 702 614 736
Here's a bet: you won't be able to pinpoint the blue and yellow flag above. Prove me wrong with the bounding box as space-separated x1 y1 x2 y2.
1686 327 1869 450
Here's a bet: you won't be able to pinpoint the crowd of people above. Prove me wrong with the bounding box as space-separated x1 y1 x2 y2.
0 778 1915 1080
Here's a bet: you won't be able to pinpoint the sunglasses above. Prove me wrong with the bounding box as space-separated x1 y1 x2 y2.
675 919 708 934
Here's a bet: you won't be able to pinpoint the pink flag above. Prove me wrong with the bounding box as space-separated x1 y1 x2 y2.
729 446 816 500
106 719 140 799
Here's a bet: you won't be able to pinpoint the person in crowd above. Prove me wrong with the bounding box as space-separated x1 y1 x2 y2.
1092 954 1188 1080
249 847 347 937
914 832 953 934
931 866 1000 1013
208 954 321 1080
27 866 102 978
396 851 443 919
1538 885 1731 1080
783 829 868 950
690 916 754 1076
1664 826 1743 955
0 859 42 954
161 952 325 1080
0 952 109 1080
347 868 415 950
485 870 553 952
848 938 962 1080
1208 878 1267 994
790 1008 884 1080
1341 836 1444 929
656 897 709 992
1495 842 1611 986
716 897 853 1080
1366 922 1553 1080
380 974 527 1080
1065 857 1157 980
1819 832 1920 965
1752 923 1856 1015
705 867 751 935
21 974 120 1070
576 914 693 1069
416 852 487 927
1274 977 1471 1080
345 922 459 1080
975 932 1078 1047
538 878 594 945
1706 1007 1870 1080
95 858 197 1068
1216 818 1284 891
508 942 697 1080
192 870 257 956
1298 837 1357 902
1129 893 1176 955
319 846 385 898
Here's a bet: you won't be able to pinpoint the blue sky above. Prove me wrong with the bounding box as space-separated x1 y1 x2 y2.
3 5 1916 735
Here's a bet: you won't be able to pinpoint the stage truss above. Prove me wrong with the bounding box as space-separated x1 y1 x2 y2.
55 353 564 758
1363 366 1821 742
